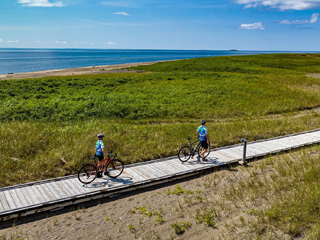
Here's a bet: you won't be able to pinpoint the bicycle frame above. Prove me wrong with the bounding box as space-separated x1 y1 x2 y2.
93 152 117 172
184 139 200 155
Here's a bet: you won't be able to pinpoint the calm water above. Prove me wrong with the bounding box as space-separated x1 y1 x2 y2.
0 48 304 74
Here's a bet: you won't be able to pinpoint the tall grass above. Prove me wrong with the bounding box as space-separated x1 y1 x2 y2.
1 113 320 187
1 54 320 186
221 145 320 239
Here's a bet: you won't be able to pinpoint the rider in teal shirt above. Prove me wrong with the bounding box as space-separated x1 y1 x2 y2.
95 133 105 161
197 119 211 162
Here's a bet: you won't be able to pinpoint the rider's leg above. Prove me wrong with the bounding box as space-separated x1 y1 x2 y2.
200 141 208 158
201 148 208 158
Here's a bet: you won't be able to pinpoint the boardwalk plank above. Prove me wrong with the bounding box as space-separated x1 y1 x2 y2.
162 160 191 172
51 182 69 199
170 159 200 169
0 192 10 211
145 164 169 176
133 165 160 179
69 178 92 194
61 179 81 196
19 187 34 206
7 189 23 209
30 185 46 203
38 184 56 201
55 181 74 197
151 162 180 175
24 186 42 205
123 168 146 182
211 152 234 163
44 183 65 199
13 188 28 207
34 184 52 202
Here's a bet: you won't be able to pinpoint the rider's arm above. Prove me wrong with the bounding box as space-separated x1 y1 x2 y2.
196 131 200 139
206 134 211 145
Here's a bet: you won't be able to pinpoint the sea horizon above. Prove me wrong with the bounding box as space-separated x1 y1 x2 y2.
0 48 319 75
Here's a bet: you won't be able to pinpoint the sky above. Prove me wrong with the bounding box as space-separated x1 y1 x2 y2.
0 0 319 50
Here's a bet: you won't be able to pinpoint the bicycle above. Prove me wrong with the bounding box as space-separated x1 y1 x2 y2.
178 137 210 162
78 150 124 184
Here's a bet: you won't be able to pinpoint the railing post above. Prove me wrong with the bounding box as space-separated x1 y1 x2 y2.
239 138 247 165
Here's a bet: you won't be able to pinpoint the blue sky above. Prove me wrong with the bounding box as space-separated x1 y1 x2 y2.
0 0 319 50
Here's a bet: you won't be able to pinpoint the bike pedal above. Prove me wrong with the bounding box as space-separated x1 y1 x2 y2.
97 172 103 178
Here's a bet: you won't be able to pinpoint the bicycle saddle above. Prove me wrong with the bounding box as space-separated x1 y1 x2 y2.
187 137 192 140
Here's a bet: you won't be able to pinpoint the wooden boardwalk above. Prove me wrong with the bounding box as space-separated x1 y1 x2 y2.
1 129 320 221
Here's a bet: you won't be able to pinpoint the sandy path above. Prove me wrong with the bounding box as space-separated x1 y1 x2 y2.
0 155 293 240
307 73 320 79
0 60 167 80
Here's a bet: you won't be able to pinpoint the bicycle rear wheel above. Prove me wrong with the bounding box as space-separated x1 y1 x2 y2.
78 164 97 184
178 146 192 162
105 159 124 178
197 144 210 158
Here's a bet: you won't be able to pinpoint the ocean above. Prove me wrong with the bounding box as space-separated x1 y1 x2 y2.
0 48 305 75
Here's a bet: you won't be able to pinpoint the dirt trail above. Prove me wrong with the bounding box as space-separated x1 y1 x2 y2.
307 74 320 79
0 156 293 240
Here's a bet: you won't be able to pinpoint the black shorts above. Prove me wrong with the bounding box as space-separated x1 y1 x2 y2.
200 140 209 150
96 155 104 161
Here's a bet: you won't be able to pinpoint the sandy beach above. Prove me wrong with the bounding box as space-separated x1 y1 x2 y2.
0 60 167 80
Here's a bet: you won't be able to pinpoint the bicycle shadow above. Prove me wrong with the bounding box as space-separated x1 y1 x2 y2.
84 176 133 189
182 157 220 165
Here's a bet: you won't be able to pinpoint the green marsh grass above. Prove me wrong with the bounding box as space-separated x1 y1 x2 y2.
1 54 320 186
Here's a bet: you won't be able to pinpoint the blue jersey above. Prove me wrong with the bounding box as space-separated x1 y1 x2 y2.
96 140 105 156
197 126 208 141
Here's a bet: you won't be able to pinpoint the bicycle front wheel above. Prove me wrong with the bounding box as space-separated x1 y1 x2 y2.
78 164 97 184
197 144 210 158
105 159 124 178
178 146 192 162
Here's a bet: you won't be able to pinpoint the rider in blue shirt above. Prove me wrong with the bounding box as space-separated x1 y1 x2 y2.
95 133 106 177
95 133 105 161
197 119 211 162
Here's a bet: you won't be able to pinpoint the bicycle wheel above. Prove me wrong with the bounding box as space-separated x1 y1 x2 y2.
78 164 97 184
178 146 192 162
197 144 210 158
105 159 124 178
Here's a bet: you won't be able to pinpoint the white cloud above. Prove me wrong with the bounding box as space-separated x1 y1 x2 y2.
279 13 319 24
113 12 129 16
239 22 265 30
107 42 116 45
18 0 65 7
235 0 320 10
54 41 67 44
7 40 20 43
72 17 116 26
34 40 46 43
0 39 3 43
310 13 319 22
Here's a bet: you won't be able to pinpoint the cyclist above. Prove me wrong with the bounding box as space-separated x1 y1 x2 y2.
95 133 106 177
196 119 211 162
95 133 105 161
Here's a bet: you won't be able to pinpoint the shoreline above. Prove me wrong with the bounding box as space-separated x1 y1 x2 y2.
0 60 171 80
